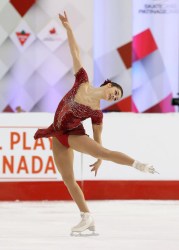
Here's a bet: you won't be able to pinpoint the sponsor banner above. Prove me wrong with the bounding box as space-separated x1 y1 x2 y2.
37 20 67 52
133 0 179 112
138 0 179 14
1 113 179 183
0 113 83 182
0 127 60 182
10 20 35 52
0 0 93 113
0 112 179 200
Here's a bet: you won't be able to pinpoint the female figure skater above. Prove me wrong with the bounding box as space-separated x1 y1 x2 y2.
34 12 158 235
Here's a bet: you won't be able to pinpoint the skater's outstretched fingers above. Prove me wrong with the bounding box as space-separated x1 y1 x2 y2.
59 11 68 22
58 11 71 30
90 159 102 176
64 11 68 20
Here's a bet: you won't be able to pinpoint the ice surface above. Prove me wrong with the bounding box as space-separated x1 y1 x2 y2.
0 200 179 250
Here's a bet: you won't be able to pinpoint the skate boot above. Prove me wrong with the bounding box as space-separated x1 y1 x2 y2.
132 160 159 174
71 212 96 236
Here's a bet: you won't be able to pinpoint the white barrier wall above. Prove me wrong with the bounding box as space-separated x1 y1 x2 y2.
0 112 179 201
83 113 179 181
0 112 179 182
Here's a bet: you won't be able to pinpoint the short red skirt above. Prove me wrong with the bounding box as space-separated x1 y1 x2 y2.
56 134 70 148
34 123 87 148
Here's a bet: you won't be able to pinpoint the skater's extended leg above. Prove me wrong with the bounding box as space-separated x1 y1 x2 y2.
52 137 89 212
68 135 157 174
68 135 134 166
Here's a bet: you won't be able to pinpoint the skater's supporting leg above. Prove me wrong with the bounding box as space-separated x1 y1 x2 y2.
52 137 89 212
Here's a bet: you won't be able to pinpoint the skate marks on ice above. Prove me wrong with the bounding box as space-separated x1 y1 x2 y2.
71 230 99 237
0 200 179 250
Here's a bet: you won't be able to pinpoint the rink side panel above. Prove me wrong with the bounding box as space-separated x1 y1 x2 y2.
0 181 179 200
1 113 179 201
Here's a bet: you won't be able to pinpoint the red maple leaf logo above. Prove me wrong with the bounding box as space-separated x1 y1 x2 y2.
49 28 56 34
16 30 30 46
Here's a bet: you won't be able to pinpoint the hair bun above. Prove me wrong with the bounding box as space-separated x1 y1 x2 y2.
103 79 112 84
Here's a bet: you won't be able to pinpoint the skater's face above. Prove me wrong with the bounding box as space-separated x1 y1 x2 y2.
104 84 122 102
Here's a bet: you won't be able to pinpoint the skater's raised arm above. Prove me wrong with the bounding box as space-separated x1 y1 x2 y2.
59 11 82 74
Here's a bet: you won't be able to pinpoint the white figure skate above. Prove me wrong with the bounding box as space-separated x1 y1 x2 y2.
132 160 159 174
71 212 97 236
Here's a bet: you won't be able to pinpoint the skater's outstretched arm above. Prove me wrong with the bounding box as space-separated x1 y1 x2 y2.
59 11 82 74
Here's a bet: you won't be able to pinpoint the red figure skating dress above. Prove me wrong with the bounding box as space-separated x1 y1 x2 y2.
34 68 103 147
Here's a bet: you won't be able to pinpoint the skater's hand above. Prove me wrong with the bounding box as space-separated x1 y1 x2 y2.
59 11 71 30
89 159 102 176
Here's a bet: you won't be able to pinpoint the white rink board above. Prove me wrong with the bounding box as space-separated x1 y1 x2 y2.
0 112 179 181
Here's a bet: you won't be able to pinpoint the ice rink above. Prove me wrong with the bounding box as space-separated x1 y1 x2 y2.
0 200 179 250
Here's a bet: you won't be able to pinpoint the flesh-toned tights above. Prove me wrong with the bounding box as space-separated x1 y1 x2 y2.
52 135 134 212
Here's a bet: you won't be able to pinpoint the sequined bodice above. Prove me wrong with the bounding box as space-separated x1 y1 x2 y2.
53 68 103 132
